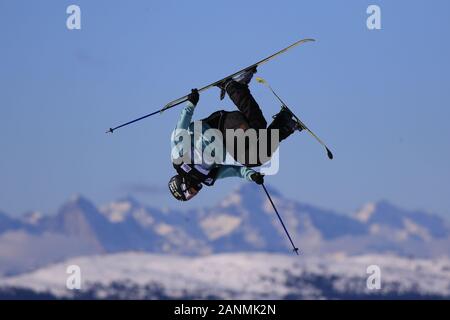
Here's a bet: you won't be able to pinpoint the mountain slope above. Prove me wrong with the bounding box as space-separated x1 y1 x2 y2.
2 252 450 300
355 201 450 240
1 185 450 278
186 184 370 254
0 211 23 234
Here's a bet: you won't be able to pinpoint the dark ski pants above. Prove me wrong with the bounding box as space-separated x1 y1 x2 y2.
225 81 267 130
223 81 295 167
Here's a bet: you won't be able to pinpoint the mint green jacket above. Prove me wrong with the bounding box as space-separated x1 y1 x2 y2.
171 102 255 182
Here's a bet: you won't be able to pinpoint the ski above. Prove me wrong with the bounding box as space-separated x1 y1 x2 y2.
256 77 334 160
106 38 315 133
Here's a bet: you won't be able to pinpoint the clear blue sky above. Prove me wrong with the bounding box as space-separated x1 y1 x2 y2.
1 0 449 217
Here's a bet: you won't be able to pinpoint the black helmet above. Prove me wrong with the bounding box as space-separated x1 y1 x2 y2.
168 175 202 201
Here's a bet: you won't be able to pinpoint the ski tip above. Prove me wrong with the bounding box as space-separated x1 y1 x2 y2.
326 148 333 160
255 77 266 84
296 38 315 44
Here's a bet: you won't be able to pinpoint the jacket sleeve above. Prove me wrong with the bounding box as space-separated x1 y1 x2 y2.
175 101 196 131
171 102 196 160
215 165 255 182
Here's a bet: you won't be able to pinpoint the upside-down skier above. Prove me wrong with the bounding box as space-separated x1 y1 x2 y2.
107 38 328 253
168 67 301 201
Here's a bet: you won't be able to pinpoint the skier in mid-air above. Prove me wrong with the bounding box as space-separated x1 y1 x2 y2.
168 67 301 201
107 38 327 253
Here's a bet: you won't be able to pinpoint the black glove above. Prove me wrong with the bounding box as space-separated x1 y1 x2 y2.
187 88 199 106
250 172 264 185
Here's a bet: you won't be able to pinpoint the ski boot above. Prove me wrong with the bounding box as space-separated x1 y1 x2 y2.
216 66 257 100
268 107 303 142
280 106 304 132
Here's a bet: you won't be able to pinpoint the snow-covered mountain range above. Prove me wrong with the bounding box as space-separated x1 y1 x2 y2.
1 184 450 278
2 252 450 299
2 185 450 299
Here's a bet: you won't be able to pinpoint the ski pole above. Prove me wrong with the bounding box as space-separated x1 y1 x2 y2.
261 184 300 255
106 109 164 134
106 85 213 133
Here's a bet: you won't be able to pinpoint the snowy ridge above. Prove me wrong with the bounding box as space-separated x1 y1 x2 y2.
1 184 450 278
1 252 450 300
